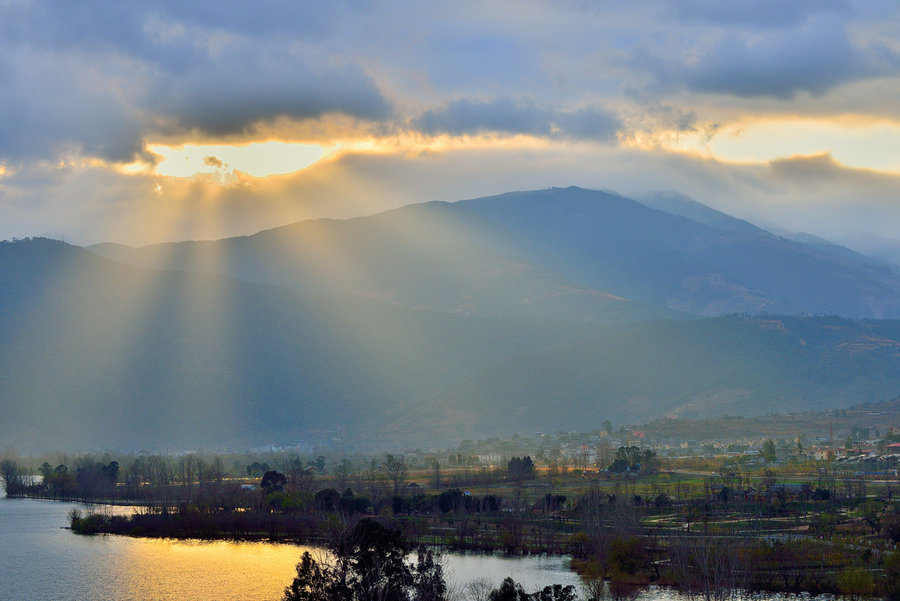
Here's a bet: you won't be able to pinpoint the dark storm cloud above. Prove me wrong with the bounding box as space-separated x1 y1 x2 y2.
0 50 147 163
413 99 621 141
158 50 390 136
635 14 899 99
4 0 900 165
415 99 553 136
554 107 623 140
684 17 890 98
0 1 389 163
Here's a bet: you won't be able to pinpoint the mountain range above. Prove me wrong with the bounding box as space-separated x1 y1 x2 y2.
92 187 900 319
2 187 900 451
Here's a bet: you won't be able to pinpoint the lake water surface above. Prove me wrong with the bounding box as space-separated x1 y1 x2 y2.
0 496 579 601
1 496 840 601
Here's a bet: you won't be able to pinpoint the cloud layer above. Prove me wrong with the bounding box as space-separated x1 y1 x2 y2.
3 0 900 247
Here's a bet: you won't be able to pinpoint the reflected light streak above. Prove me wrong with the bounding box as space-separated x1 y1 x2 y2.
116 538 309 601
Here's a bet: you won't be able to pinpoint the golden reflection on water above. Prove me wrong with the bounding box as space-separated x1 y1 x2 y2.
3 499 583 601
106 536 583 601
115 538 310 601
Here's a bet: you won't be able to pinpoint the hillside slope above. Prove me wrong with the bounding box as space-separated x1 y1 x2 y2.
3 238 900 451
0 239 601 450
91 187 900 319
453 314 900 431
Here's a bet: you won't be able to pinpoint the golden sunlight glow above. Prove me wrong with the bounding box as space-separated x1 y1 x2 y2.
659 118 900 172
117 133 587 185
117 538 310 601
149 141 326 179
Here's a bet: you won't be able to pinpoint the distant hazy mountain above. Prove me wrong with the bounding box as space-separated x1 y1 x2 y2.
783 231 900 274
90 201 673 324
0 238 611 451
638 191 761 233
840 234 900 270
91 187 900 319
3 237 900 451
452 314 900 432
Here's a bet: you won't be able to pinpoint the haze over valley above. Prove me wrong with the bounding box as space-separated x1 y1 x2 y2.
5 2 900 456
3 187 900 452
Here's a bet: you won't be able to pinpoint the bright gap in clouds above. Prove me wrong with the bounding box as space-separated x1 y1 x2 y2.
149 141 326 179
667 119 900 173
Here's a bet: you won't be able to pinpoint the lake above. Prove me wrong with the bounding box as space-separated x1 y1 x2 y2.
0 496 839 601
0 496 580 601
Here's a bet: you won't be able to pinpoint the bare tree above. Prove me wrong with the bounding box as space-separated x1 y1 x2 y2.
0 458 25 496
430 458 441 490
579 563 605 601
288 465 316 500
144 455 173 506
463 578 493 601
333 457 353 493
381 454 408 497
548 459 559 476
178 454 203 499
353 465 365 498
212 456 224 483
578 446 592 470
364 458 383 505
668 535 750 601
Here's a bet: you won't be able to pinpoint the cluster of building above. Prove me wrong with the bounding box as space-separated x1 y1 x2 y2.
440 425 900 477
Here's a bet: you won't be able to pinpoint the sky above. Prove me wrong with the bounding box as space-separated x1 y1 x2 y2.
3 0 900 249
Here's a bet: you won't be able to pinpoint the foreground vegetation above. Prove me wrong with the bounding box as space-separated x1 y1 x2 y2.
4 446 900 599
277 516 576 601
